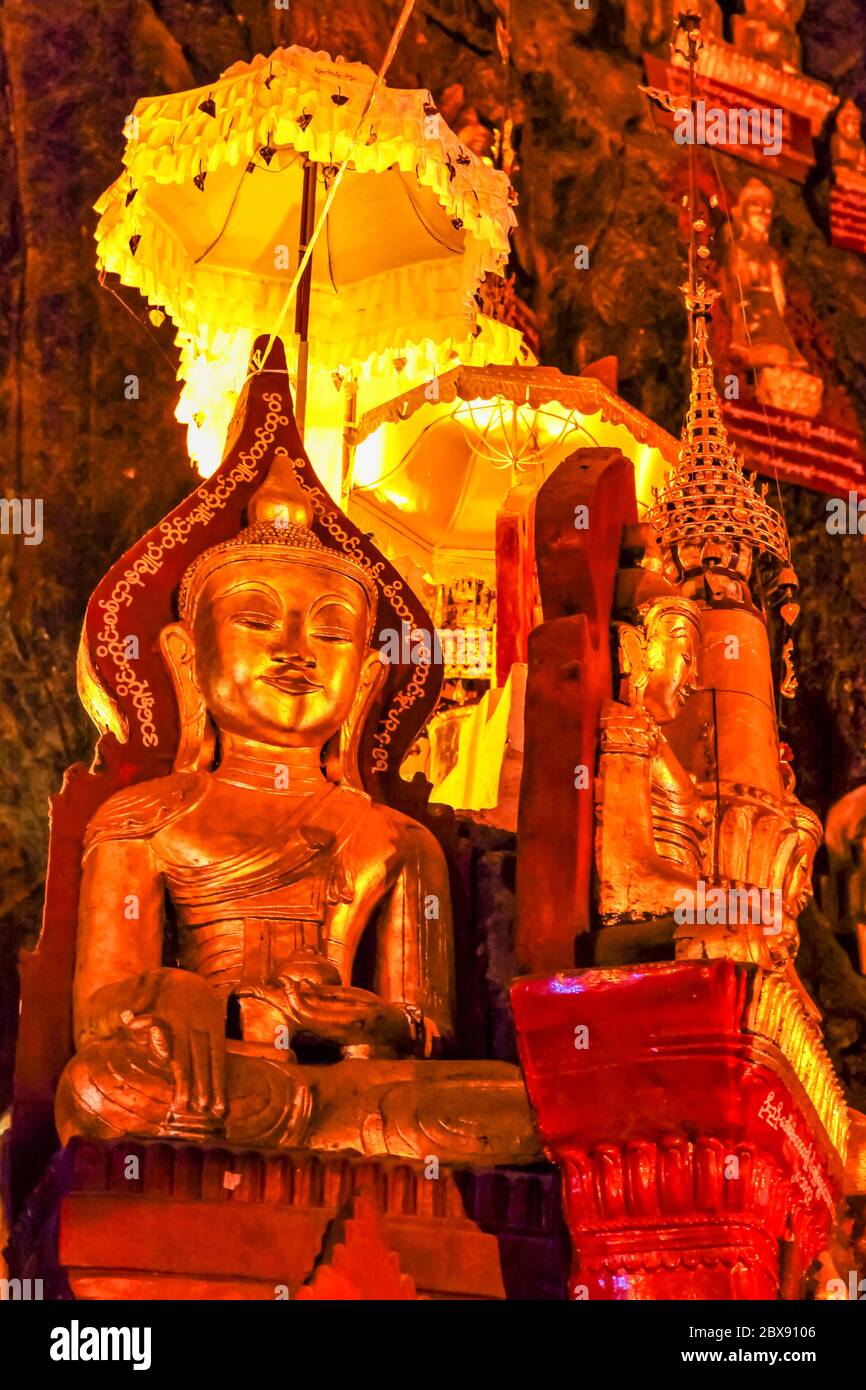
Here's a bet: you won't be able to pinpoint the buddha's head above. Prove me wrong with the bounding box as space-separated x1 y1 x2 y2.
162 455 381 769
735 179 774 242
837 100 863 144
619 596 701 724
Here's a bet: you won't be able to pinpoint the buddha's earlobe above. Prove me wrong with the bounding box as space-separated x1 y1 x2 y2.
619 625 647 680
159 622 216 772
324 649 386 789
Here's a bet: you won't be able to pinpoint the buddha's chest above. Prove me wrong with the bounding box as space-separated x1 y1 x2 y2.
151 786 387 985
156 786 309 866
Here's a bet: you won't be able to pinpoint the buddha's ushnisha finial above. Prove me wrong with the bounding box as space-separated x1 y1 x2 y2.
177 454 378 625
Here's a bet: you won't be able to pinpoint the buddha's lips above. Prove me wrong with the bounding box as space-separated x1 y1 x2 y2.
261 672 322 695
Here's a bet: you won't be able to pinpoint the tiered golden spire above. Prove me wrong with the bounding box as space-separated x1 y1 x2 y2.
646 282 791 571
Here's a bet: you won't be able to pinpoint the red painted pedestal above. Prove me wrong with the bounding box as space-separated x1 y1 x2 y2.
8 1140 570 1300
511 961 844 1300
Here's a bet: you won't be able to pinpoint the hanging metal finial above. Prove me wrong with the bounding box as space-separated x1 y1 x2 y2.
675 9 704 306
672 9 704 61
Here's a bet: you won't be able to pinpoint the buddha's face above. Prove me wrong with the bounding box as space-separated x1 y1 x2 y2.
643 609 699 724
840 106 862 141
743 198 772 239
189 557 369 747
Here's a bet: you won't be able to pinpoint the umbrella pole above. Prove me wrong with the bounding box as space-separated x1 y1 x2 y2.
341 378 359 503
294 158 318 438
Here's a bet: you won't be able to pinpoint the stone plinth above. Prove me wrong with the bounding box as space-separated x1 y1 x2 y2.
7 1139 568 1300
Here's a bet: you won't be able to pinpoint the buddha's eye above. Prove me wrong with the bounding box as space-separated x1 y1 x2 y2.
310 603 356 642
232 612 278 631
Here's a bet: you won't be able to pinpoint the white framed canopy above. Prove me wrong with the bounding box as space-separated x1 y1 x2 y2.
345 364 680 585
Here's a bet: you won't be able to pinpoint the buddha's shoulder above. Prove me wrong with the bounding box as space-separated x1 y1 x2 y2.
84 772 208 854
352 796 446 861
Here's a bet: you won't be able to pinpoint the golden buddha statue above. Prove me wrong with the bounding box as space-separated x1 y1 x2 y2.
595 582 709 928
824 781 866 969
592 277 821 978
56 455 539 1165
634 282 821 973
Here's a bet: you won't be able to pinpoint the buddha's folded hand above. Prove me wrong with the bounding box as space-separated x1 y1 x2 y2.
285 977 416 1053
276 948 343 990
244 971 417 1053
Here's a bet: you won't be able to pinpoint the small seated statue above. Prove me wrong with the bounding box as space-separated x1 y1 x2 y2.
56 456 538 1165
672 0 724 51
832 101 866 194
624 0 722 57
732 0 804 74
724 179 807 372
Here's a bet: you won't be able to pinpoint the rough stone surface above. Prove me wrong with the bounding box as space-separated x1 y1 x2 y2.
2 1 866 1139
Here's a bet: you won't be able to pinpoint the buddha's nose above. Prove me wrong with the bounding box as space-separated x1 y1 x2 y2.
272 644 316 669
271 617 315 668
